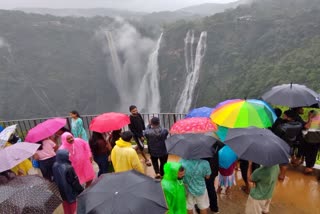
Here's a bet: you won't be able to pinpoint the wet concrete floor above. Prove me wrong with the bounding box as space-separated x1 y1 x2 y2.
54 155 320 214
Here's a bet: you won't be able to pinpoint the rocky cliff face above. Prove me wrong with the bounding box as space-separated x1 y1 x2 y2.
158 0 320 112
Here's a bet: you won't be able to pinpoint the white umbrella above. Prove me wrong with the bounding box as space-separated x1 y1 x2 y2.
0 142 40 173
0 124 17 148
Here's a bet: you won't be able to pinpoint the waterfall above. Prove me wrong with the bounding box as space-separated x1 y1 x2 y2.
104 30 130 108
175 31 207 113
138 33 163 113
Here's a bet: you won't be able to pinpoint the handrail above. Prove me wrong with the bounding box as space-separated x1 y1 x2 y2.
0 113 186 140
1 113 319 163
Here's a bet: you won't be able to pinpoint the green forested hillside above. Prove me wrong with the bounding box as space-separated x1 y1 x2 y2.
1 0 320 120
158 0 320 111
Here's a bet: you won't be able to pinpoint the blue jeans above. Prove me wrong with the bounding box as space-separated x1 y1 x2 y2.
94 154 109 177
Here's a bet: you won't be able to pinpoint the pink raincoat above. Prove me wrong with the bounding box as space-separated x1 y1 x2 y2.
59 132 95 184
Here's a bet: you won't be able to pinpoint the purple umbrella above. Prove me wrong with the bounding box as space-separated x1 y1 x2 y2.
0 142 40 172
25 118 66 143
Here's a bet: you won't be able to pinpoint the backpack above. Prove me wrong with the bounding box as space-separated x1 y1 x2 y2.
275 121 303 146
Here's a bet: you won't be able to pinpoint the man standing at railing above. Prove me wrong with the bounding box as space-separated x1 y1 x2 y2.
128 105 151 167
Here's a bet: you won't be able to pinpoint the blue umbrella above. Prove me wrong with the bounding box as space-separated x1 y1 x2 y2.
185 107 214 118
218 145 237 169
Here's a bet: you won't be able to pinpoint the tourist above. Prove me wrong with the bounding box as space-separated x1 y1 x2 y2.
128 105 151 166
303 110 320 174
108 129 121 148
53 150 84 214
161 162 187 214
144 117 169 179
33 137 58 181
240 160 260 194
89 132 112 176
52 127 71 146
271 108 285 132
60 132 95 187
273 109 303 180
217 161 236 195
202 140 224 213
5 140 32 176
70 110 88 141
291 107 306 165
110 131 144 173
180 158 211 214
245 161 279 214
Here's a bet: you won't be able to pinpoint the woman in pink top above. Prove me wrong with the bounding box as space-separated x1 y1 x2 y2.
59 132 95 187
34 138 58 181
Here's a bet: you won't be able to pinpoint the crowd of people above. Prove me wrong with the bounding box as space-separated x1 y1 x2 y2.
0 104 319 214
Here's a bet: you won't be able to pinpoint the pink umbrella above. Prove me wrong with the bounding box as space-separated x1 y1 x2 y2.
25 118 67 143
170 117 217 134
89 112 130 133
0 142 40 172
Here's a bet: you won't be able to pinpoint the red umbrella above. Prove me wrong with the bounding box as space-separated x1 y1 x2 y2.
170 117 217 134
89 112 130 133
25 118 67 143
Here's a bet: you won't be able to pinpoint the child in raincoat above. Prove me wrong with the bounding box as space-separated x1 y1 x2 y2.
217 161 236 194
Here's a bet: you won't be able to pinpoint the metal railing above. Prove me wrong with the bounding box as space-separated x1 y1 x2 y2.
0 113 186 140
1 113 319 163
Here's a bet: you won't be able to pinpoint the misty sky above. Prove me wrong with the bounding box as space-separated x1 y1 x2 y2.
0 0 238 12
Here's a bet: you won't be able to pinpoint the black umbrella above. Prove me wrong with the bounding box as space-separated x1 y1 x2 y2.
165 133 217 159
77 170 168 214
224 127 290 166
0 175 62 214
261 83 319 108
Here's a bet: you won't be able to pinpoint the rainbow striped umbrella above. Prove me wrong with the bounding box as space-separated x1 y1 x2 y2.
210 99 276 128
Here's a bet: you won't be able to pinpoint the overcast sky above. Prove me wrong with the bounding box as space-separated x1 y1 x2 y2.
0 0 238 12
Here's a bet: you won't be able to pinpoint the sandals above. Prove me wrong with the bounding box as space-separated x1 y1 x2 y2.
154 174 161 179
241 185 250 194
304 168 313 174
145 160 152 167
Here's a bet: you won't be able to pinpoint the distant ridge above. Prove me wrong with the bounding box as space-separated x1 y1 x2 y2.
178 0 248 16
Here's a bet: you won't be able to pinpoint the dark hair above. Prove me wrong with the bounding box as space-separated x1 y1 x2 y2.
8 134 19 144
291 107 302 112
70 110 80 117
121 131 133 142
60 127 71 132
90 132 104 141
151 117 160 126
284 109 296 119
129 105 137 112
89 132 104 154
274 108 282 118
179 166 185 172
110 129 121 147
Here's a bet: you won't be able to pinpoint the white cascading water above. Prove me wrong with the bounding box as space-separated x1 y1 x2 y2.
175 31 207 113
138 33 163 113
104 30 130 108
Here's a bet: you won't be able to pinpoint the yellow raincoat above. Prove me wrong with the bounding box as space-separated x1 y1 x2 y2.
5 142 32 175
111 138 144 174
